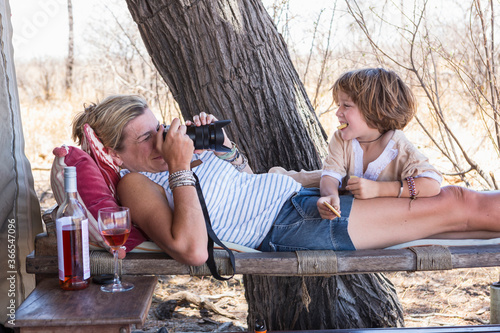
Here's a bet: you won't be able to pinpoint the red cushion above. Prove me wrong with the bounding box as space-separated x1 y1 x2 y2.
51 146 146 252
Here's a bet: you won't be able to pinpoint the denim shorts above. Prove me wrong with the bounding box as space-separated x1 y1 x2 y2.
260 187 355 252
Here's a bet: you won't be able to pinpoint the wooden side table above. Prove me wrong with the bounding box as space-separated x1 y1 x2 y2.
9 275 157 333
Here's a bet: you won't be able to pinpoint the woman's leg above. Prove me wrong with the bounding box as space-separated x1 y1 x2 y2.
348 186 500 250
424 230 500 240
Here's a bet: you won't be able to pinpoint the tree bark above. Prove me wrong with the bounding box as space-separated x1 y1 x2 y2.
125 0 404 329
244 274 403 330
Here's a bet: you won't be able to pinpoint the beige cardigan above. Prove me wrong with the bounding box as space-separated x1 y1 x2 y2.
322 130 442 191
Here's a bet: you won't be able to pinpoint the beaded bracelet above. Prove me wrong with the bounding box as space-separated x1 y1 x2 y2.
168 172 194 183
406 176 416 199
217 141 238 161
169 178 196 191
168 170 196 191
169 170 193 179
170 180 196 190
169 173 195 183
233 154 248 172
225 148 240 163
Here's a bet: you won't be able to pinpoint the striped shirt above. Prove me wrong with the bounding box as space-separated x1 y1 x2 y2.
121 151 301 248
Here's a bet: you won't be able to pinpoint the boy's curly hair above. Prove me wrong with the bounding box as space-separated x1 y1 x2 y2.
331 68 416 132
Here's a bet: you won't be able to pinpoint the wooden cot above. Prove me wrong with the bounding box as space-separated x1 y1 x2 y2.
28 206 500 281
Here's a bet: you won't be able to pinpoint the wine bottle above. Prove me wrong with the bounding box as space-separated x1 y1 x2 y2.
55 166 90 290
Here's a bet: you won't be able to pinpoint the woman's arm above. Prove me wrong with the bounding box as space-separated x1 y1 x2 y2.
117 117 208 266
118 172 208 266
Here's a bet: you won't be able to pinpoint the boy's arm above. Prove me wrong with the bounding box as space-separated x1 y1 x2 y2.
346 177 397 199
397 132 442 198
403 177 441 198
346 177 441 199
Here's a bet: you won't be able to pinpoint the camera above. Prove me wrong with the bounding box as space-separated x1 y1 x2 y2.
162 119 232 152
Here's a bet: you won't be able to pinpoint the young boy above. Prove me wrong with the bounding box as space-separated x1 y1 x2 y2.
318 68 442 219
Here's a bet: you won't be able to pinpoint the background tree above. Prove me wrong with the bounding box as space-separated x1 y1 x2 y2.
65 0 74 96
125 0 403 329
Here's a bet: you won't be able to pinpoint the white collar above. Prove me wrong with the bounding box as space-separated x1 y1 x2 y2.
352 138 398 180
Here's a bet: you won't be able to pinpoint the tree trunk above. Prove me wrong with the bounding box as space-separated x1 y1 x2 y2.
244 274 403 330
125 0 404 329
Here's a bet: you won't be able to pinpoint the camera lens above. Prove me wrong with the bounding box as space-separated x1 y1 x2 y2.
162 119 231 152
186 125 210 150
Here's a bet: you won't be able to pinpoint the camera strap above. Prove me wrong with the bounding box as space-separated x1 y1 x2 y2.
193 172 236 280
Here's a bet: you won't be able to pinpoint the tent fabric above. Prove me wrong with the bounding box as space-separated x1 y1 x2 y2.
0 0 43 323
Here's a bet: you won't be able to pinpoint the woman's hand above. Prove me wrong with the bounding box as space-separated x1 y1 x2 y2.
157 118 194 172
317 195 341 219
117 246 126 259
186 111 217 127
186 112 232 154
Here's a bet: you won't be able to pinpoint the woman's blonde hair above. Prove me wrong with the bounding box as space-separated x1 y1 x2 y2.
331 68 416 132
72 95 148 151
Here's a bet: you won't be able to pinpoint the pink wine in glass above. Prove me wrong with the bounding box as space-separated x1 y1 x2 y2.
101 228 130 248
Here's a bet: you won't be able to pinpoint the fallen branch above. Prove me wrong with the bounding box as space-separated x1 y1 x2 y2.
408 313 465 318
406 312 490 325
157 291 238 320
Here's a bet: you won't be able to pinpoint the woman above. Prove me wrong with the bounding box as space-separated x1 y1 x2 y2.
73 95 500 266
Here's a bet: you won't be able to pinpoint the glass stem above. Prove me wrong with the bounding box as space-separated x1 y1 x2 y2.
112 249 121 286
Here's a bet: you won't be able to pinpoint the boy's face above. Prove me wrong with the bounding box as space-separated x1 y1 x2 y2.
335 91 379 142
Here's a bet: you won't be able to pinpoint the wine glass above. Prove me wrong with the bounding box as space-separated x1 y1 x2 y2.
98 207 134 292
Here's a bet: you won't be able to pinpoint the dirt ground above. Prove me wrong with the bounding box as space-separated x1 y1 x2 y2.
33 170 500 333
135 268 499 332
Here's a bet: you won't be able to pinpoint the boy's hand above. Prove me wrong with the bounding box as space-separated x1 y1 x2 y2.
317 195 341 219
346 176 379 199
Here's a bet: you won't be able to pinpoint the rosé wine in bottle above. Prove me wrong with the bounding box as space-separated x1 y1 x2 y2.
56 166 90 290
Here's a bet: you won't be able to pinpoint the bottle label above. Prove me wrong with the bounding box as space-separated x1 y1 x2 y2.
56 217 91 281
81 219 90 279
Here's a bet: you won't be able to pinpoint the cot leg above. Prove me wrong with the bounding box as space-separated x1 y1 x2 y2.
490 281 500 324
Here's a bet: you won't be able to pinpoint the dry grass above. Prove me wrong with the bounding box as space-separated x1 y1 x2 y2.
389 269 498 327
